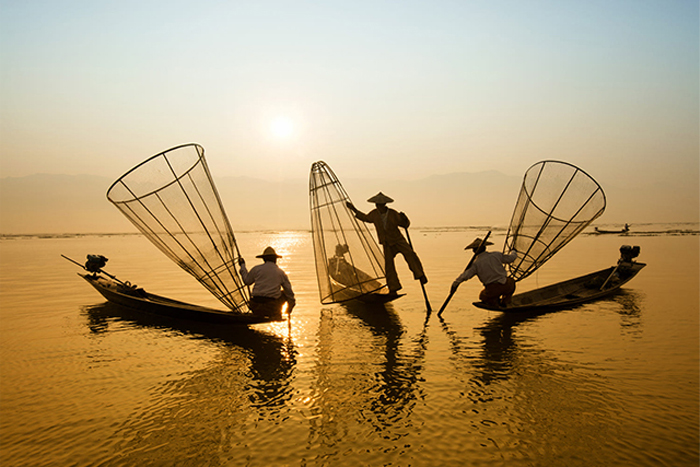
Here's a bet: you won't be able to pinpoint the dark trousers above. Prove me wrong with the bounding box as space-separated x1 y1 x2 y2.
383 239 425 292
249 296 286 320
479 277 516 307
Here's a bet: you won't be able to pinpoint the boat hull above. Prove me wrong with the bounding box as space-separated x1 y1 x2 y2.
326 279 404 304
80 274 275 324
473 261 646 312
594 227 629 234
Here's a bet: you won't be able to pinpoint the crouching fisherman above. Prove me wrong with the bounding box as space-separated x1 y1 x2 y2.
451 238 517 308
238 246 296 320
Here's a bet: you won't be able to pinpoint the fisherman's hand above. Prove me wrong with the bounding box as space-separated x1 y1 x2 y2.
450 281 460 294
346 201 356 211
400 212 410 227
238 257 245 266
287 303 295 315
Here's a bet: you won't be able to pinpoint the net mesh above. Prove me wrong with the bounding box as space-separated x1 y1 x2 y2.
504 160 606 281
310 161 386 304
106 144 249 312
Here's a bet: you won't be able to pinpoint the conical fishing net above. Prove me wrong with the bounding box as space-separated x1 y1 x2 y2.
310 161 386 304
504 160 606 281
106 144 249 312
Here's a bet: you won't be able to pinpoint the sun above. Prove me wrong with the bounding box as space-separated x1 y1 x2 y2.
270 116 294 139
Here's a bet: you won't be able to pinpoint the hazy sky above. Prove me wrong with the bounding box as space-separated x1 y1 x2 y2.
1 1 698 193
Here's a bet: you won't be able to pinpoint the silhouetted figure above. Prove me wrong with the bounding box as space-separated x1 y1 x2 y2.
347 192 427 296
239 246 295 320
451 238 517 308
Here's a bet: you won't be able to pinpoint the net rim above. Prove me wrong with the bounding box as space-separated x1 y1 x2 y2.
105 143 205 203
522 159 607 208
505 159 607 282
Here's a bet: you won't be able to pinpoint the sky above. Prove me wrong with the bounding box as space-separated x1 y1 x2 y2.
1 1 698 219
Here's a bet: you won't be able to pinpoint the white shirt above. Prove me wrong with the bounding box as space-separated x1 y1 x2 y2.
454 251 517 286
239 260 296 305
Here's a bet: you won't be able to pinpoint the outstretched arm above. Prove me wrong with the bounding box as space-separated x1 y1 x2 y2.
346 202 371 222
451 265 477 292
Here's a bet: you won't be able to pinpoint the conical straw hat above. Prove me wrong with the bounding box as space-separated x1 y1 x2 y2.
464 238 494 250
367 192 394 204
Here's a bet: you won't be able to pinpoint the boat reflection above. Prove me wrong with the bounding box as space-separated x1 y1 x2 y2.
84 302 295 405
438 310 550 386
83 302 298 463
440 289 644 385
611 289 643 334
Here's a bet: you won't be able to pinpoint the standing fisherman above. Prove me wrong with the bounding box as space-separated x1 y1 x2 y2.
239 246 296 320
347 192 427 297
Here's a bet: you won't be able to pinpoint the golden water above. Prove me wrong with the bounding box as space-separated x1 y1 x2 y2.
1 226 698 466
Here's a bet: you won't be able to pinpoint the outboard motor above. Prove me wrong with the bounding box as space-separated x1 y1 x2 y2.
85 254 108 273
619 245 640 263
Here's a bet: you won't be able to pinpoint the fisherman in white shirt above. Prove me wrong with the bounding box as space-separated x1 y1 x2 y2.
451 238 517 308
238 246 295 319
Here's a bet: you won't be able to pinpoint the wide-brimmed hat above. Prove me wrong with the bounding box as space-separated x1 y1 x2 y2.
367 192 394 204
464 238 494 250
256 246 282 258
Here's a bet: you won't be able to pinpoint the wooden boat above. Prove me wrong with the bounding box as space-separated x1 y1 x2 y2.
594 224 630 234
69 145 292 326
328 278 405 304
473 257 645 313
79 273 276 325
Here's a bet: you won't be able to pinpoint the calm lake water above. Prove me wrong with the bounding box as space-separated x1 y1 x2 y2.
1 225 698 466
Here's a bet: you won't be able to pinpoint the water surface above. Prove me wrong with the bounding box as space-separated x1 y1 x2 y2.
1 226 698 466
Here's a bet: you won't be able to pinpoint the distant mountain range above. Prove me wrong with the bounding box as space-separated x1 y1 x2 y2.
0 171 696 234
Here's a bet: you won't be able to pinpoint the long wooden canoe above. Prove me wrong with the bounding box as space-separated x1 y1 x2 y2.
80 273 277 325
594 225 630 234
473 261 646 313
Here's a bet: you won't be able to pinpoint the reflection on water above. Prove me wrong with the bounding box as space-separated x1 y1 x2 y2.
1 230 697 466
85 303 296 401
83 303 296 464
440 287 646 387
611 289 644 334
341 302 428 423
305 301 430 462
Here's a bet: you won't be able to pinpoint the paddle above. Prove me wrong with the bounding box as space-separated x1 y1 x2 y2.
437 230 492 317
403 227 432 312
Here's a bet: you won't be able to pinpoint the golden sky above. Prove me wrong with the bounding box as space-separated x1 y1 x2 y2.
1 1 698 224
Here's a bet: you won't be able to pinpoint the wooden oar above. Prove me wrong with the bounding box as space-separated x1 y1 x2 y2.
437 230 491 317
403 227 432 312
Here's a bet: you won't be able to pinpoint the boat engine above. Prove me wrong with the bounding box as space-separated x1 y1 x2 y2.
619 245 640 263
85 254 108 272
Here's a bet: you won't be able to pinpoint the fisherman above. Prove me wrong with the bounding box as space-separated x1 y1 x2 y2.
346 192 427 296
328 243 382 291
451 238 517 308
238 246 295 320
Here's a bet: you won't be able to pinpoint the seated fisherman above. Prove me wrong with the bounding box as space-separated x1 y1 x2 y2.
328 243 382 292
451 238 517 308
238 246 295 320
